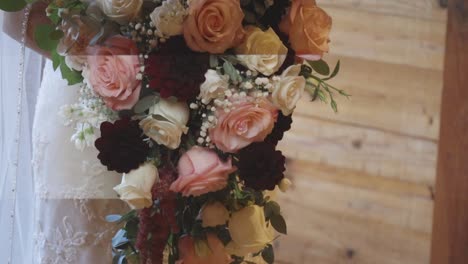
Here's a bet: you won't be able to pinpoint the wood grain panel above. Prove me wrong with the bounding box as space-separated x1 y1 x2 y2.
274 160 432 264
317 0 447 22
324 7 446 70
296 55 443 140
278 115 438 185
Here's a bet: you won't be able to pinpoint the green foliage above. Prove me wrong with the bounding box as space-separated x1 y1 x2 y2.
51 50 84 85
270 214 287 235
109 211 140 264
34 24 59 51
0 0 34 12
261 244 275 264
301 60 350 113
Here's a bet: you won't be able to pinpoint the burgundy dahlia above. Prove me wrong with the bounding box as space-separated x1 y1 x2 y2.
95 118 149 173
266 112 293 145
145 37 210 101
237 142 286 191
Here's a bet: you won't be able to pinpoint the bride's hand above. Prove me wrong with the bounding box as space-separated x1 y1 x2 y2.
3 1 51 58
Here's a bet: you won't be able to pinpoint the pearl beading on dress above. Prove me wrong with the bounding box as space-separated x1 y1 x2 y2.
7 5 31 264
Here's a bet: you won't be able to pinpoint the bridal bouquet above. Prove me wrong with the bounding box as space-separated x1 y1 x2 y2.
3 0 348 263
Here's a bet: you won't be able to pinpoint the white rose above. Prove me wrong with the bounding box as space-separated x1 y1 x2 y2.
150 0 187 38
226 205 275 256
96 0 143 24
198 70 229 104
113 163 159 210
236 27 288 76
271 64 306 116
139 98 189 149
200 201 230 227
65 55 87 71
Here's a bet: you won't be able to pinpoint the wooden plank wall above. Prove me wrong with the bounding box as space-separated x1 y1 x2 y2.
275 1 447 263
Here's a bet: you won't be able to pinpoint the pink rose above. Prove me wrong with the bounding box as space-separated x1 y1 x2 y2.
170 147 236 196
176 234 232 264
183 0 245 53
84 35 141 110
210 98 278 153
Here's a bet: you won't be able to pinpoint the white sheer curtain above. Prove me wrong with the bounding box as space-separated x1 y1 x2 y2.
0 10 45 264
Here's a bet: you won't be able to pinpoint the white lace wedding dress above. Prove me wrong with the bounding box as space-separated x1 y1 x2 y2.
31 61 127 264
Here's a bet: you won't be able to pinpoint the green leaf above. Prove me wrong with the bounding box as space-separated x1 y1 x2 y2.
34 24 59 51
308 59 330 76
60 63 83 85
323 60 341 81
270 214 287 235
49 30 64 41
51 50 62 70
331 98 338 113
261 245 275 264
264 201 281 219
0 0 27 12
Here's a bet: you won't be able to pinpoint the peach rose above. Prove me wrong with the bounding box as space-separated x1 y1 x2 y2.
210 98 278 153
170 147 236 196
183 0 245 53
280 0 332 58
83 35 141 111
176 234 232 264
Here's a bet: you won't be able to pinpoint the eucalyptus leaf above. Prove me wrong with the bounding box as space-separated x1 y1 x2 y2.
34 24 59 51
209 55 219 68
106 214 122 223
307 59 330 76
0 0 28 12
134 95 157 114
270 214 287 234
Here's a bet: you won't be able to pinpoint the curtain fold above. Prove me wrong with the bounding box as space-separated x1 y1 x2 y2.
0 10 45 264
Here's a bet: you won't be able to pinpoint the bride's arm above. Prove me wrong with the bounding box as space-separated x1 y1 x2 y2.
3 2 51 58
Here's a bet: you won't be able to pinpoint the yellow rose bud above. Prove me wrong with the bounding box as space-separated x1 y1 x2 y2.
236 26 288 76
200 202 230 228
279 178 292 192
226 205 275 256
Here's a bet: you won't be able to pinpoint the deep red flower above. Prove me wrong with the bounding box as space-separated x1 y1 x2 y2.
95 118 149 173
237 142 286 191
145 37 210 101
266 112 293 145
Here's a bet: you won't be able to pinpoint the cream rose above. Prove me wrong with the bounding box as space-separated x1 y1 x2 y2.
97 0 143 24
226 205 274 256
271 64 306 115
183 0 245 53
236 26 288 76
113 163 159 210
198 70 230 104
200 201 230 227
150 0 187 38
139 98 189 150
